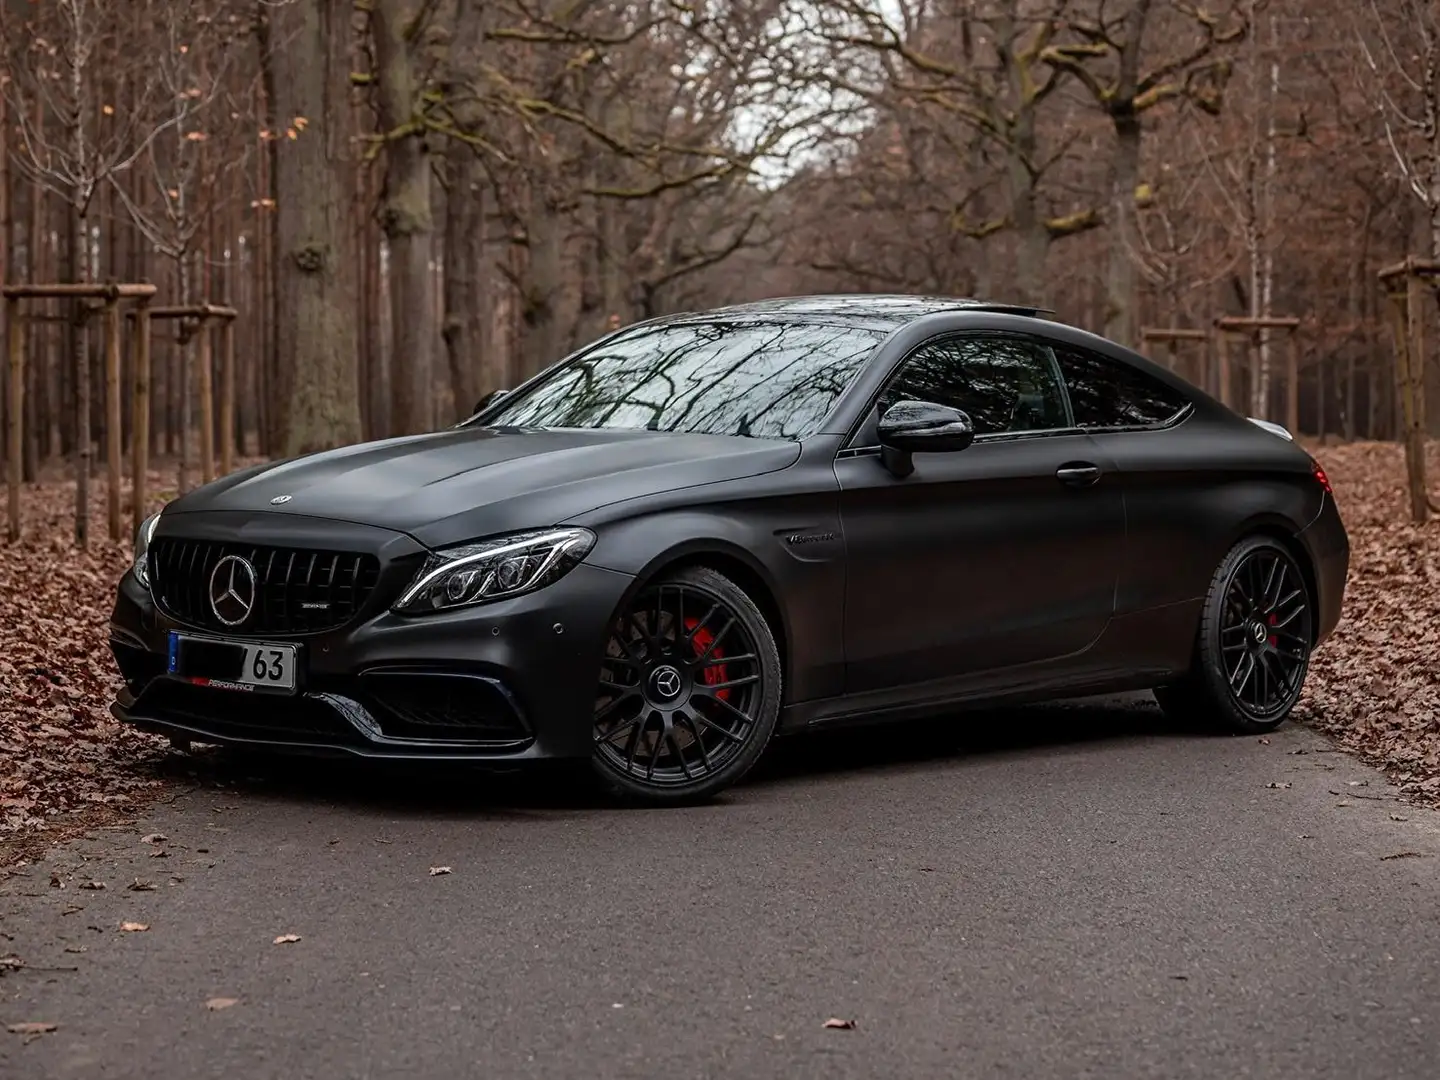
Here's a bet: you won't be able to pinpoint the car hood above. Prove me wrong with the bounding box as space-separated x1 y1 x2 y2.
163 426 801 549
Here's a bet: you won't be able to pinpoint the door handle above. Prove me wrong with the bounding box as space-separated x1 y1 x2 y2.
1056 462 1101 487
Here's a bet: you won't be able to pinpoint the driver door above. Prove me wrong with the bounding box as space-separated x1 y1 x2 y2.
836 332 1125 694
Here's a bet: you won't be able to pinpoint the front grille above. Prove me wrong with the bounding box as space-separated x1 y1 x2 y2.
151 538 381 636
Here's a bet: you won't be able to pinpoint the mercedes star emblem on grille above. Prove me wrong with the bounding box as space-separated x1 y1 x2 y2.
270 494 293 505
209 555 258 627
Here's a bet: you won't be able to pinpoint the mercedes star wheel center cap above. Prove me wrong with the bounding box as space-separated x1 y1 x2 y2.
649 664 684 702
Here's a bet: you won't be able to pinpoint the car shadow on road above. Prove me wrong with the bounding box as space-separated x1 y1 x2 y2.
144 692 1221 820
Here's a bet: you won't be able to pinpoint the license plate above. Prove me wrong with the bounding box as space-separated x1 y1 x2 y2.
167 632 299 694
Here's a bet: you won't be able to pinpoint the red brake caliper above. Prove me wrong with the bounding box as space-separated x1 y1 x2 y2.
684 618 729 701
1267 612 1278 647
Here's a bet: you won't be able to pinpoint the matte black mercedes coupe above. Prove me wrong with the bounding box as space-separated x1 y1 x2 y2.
109 295 1349 804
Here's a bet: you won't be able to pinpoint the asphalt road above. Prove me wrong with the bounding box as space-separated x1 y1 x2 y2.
3 696 1440 1080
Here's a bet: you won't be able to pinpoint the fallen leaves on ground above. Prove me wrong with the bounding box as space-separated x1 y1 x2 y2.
1298 441 1440 806
0 469 178 862
273 933 301 945
429 866 452 876
822 1017 857 1030
204 997 239 1011
7 1022 58 1036
0 447 1437 861
118 921 149 933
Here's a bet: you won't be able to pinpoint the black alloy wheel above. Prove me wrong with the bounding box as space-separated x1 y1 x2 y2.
591 566 782 804
1154 535 1314 734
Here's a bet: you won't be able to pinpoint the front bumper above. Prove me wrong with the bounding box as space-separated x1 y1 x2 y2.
109 560 636 761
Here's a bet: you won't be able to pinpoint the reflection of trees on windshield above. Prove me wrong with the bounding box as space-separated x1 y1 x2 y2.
484 320 886 440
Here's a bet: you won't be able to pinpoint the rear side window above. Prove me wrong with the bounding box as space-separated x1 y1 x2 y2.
1051 345 1189 429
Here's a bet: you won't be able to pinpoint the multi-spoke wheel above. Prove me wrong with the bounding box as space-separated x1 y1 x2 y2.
590 566 782 804
1154 536 1314 734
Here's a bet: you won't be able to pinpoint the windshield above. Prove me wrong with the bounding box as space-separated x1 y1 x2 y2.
479 319 886 440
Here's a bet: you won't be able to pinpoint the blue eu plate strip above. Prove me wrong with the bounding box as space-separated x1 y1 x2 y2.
167 631 179 673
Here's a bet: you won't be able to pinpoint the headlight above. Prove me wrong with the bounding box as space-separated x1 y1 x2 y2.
132 513 160 588
392 527 595 614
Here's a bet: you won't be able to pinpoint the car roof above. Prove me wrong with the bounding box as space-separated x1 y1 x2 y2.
658 294 1053 331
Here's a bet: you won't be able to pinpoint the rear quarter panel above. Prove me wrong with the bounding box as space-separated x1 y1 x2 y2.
1091 410 1326 616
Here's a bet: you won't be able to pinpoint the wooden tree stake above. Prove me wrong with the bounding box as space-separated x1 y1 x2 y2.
1212 316 1302 424
132 298 152 540
104 293 123 542
3 283 157 545
5 297 22 543
1379 257 1438 524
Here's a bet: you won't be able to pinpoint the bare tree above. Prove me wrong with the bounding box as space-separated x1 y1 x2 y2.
1040 0 1244 347
2 0 186 544
108 0 248 491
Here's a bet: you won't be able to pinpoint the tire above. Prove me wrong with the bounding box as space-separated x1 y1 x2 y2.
589 566 782 805
1153 535 1314 735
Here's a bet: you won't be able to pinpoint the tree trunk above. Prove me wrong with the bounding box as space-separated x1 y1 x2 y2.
1388 277 1431 522
6 298 21 542
266 0 362 455
0 87 8 478
363 184 388 438
1104 111 1142 347
518 198 566 378
372 0 435 436
598 195 630 329
442 143 493 416
250 134 270 456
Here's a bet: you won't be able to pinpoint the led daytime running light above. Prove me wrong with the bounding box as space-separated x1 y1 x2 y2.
393 528 594 613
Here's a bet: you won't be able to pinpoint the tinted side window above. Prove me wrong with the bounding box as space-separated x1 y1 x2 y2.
1052 345 1189 429
878 335 1070 436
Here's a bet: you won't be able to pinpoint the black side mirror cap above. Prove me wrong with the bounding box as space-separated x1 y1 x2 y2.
876 400 975 477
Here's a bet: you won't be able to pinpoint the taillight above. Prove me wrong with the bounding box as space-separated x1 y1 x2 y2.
1310 459 1331 494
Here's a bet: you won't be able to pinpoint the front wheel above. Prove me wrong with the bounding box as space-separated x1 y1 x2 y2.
1154 535 1314 735
590 566 782 805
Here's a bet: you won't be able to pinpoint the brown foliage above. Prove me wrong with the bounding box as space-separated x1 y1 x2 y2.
0 474 169 856
1298 441 1440 799
3 442 1439 864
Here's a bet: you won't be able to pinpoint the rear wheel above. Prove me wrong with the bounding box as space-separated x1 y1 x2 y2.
590 566 782 804
1154 536 1313 734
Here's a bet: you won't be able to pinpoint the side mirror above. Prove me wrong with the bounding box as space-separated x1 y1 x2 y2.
877 400 975 478
472 388 509 416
